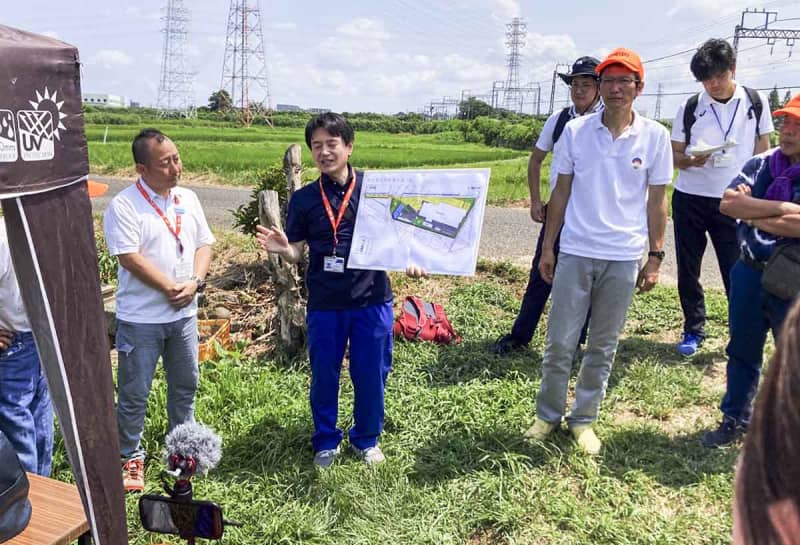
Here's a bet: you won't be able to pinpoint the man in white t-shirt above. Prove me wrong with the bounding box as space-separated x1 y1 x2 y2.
493 56 602 355
1 181 108 476
104 129 214 492
525 48 674 454
671 38 773 357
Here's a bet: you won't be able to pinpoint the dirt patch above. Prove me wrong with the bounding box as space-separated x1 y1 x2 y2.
199 235 277 358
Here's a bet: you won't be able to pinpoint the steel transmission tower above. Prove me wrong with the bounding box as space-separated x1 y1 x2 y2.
654 83 664 120
156 0 195 117
503 17 526 112
220 0 273 126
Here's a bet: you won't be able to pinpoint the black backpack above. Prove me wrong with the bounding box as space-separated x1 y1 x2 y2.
552 107 572 145
682 86 763 146
0 429 31 542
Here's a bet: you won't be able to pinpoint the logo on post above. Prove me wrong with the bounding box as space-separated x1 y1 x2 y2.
3 87 68 162
0 110 18 162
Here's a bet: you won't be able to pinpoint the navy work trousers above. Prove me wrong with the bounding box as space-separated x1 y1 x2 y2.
307 301 393 452
721 260 790 424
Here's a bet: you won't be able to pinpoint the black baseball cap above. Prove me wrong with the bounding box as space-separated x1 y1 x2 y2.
558 56 601 84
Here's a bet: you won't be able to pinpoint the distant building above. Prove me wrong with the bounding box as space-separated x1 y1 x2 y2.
276 103 302 112
82 93 129 108
308 107 331 114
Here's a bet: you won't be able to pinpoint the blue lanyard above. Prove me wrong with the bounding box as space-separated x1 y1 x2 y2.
709 99 740 143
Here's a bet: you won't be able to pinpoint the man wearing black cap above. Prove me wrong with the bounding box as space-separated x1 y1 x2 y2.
493 56 602 355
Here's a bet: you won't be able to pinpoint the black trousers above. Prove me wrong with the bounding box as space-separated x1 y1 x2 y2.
510 219 589 345
672 189 738 338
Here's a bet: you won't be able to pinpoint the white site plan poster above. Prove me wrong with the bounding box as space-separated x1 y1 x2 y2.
348 168 490 276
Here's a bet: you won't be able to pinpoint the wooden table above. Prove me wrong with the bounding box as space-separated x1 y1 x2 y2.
7 473 90 545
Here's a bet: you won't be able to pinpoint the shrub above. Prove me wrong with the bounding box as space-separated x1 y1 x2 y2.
232 164 289 235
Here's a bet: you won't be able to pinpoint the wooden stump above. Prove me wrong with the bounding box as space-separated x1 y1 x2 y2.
257 144 308 354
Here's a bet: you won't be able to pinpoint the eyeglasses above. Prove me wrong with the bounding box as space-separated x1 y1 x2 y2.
599 77 639 86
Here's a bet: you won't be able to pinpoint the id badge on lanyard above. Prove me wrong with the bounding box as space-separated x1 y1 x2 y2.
323 255 345 273
319 172 356 275
136 181 189 278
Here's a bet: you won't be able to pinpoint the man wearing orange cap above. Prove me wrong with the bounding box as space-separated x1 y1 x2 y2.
703 93 800 448
0 179 108 475
525 48 673 454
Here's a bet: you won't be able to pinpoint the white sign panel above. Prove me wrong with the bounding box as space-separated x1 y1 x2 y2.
348 168 490 276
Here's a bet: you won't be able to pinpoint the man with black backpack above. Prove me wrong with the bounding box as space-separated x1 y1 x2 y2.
493 56 602 355
671 38 773 357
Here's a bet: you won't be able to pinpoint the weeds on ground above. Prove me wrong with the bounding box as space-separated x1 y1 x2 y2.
54 259 744 544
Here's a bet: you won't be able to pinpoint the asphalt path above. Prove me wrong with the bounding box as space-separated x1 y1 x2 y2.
91 175 726 289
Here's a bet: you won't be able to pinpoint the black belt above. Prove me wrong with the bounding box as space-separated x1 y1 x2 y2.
741 253 765 271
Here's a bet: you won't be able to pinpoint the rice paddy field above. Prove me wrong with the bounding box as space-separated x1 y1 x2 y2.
86 123 538 204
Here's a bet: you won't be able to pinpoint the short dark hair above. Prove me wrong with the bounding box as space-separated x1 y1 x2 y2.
132 128 168 165
690 39 736 81
304 112 354 149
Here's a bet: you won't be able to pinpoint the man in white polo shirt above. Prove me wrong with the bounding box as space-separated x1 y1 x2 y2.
493 56 602 355
670 38 773 357
104 129 214 492
525 48 673 454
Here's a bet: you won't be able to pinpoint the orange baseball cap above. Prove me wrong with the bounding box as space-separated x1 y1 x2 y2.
774 93 800 120
596 48 645 82
87 180 109 198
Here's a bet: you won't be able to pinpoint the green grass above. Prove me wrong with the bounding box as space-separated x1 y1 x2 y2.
51 258 742 544
87 123 683 208
87 124 528 196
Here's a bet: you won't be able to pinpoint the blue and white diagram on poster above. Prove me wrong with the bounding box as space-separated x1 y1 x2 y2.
348 168 490 276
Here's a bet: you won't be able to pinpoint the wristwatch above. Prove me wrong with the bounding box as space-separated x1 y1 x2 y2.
648 250 665 261
190 275 207 293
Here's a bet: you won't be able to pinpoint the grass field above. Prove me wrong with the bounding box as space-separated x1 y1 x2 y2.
52 236 744 544
87 122 682 207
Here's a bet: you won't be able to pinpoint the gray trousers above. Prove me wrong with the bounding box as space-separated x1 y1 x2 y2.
536 253 639 426
115 316 199 460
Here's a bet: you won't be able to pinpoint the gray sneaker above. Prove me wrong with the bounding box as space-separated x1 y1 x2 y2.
352 445 386 465
313 446 340 468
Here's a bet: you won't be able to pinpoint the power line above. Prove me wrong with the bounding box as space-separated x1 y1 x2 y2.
220 0 273 126
157 0 195 117
503 17 526 112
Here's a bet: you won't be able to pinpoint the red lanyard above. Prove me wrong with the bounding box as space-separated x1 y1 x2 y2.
136 180 184 255
318 171 356 256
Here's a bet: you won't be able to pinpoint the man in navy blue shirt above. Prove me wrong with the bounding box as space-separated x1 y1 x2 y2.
703 94 800 448
257 112 423 467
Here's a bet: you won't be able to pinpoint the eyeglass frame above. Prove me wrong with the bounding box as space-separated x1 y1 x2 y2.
598 76 641 87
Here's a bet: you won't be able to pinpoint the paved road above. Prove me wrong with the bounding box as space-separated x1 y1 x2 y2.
91 175 726 289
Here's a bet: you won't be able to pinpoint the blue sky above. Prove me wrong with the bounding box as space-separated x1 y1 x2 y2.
4 0 800 117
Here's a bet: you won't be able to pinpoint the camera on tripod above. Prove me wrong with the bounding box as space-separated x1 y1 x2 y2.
138 422 240 543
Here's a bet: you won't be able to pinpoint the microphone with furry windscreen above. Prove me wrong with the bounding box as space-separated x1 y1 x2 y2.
164 422 223 480
139 422 240 544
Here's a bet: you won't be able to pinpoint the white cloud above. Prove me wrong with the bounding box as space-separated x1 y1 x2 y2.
89 49 133 69
266 22 297 31
42 30 61 40
667 0 750 18
490 0 520 21
336 18 392 40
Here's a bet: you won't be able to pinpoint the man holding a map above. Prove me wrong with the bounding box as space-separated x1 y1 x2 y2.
670 38 773 357
256 113 425 468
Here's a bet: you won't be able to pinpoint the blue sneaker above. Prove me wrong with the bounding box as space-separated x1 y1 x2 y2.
677 333 703 357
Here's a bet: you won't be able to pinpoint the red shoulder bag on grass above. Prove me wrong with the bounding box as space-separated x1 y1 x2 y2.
393 296 461 345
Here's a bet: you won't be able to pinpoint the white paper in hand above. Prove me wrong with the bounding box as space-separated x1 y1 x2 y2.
686 138 737 157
